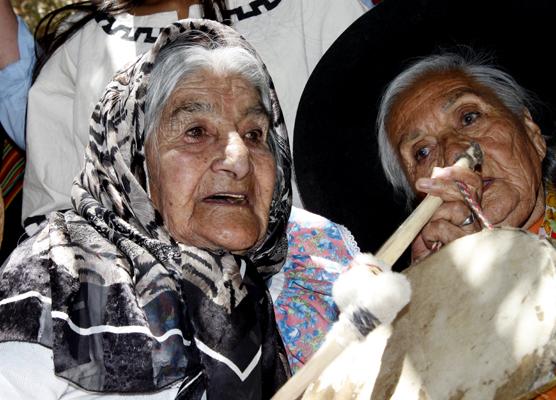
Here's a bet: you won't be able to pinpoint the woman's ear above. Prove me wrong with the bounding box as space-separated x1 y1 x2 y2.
523 108 546 160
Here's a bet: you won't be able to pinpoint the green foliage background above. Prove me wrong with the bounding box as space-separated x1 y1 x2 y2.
14 0 74 31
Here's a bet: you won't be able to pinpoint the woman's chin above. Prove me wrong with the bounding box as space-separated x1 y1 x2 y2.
208 231 260 253
165 203 268 252
208 205 267 249
178 220 264 253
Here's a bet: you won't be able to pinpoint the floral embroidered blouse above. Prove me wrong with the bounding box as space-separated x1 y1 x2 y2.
270 207 360 371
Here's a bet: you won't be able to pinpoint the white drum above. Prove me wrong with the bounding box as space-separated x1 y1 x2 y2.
303 228 556 400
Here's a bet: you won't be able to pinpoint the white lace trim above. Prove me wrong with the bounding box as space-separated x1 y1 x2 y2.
337 224 360 257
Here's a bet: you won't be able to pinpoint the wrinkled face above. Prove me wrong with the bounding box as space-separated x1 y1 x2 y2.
387 71 547 228
147 69 276 253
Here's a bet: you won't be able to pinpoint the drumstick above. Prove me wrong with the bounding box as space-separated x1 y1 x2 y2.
272 143 483 400
377 142 483 265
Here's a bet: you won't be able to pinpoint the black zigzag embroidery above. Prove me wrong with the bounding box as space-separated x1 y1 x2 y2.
94 1 284 36
95 14 159 43
223 0 283 21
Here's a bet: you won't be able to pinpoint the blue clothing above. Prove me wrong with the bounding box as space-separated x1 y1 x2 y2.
359 0 376 9
0 16 35 149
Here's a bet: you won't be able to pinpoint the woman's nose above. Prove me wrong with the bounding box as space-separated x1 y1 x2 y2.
442 136 473 167
213 132 251 179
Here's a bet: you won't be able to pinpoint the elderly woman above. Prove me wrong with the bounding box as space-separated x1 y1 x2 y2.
0 19 362 399
295 52 556 399
376 52 550 261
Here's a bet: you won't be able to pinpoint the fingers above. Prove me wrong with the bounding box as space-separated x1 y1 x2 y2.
410 165 484 263
411 235 431 263
410 201 481 262
420 217 472 249
415 165 483 204
428 201 476 227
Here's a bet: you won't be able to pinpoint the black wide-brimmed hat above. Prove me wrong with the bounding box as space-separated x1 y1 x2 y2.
294 0 556 260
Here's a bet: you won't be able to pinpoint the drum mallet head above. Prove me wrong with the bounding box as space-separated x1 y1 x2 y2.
332 254 411 335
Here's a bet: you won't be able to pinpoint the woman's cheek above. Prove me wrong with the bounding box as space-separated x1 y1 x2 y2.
482 185 519 225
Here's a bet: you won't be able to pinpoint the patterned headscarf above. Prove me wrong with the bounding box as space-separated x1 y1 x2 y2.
0 19 292 398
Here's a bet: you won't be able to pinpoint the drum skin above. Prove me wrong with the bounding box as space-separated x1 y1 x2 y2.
303 228 556 400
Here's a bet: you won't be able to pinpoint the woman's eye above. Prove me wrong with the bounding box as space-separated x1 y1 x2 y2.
244 129 264 143
184 127 205 141
415 146 430 162
462 111 481 126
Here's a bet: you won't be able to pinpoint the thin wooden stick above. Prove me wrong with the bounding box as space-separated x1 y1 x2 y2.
272 143 483 400
376 194 442 266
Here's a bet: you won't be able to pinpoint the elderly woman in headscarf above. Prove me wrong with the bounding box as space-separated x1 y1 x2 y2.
377 52 551 261
0 19 359 399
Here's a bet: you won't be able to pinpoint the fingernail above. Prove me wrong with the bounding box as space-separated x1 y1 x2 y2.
416 179 433 190
431 241 443 252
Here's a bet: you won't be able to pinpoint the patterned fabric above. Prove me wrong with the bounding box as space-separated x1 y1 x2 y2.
0 127 26 264
0 19 292 398
271 207 359 371
0 137 24 208
537 182 556 241
95 12 163 43
224 0 283 21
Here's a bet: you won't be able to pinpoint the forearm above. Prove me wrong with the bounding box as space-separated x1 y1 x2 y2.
0 0 20 69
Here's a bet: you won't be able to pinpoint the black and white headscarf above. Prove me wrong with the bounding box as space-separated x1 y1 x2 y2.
0 19 292 398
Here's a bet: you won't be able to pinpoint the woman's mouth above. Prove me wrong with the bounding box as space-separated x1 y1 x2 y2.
482 178 494 191
204 193 248 205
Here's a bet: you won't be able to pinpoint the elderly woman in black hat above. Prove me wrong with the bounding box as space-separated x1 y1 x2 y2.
0 19 360 399
294 0 556 261
376 52 550 261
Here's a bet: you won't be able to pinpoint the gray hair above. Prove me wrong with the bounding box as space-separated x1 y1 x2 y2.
376 52 535 205
145 34 272 140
